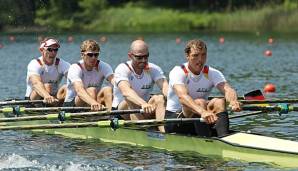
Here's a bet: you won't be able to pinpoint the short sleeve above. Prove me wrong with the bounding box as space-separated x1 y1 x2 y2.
100 61 114 80
59 59 71 76
27 60 42 77
169 66 187 86
67 64 83 83
114 63 131 85
209 67 226 86
149 63 166 82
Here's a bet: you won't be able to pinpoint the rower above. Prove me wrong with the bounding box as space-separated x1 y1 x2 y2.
25 37 70 106
63 39 114 111
112 40 169 132
165 39 241 137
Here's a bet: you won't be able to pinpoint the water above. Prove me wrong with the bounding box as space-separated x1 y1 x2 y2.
0 33 298 170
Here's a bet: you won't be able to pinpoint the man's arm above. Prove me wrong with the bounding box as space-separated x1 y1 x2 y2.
216 82 241 111
73 81 103 110
118 80 147 106
118 80 154 114
174 84 207 116
155 78 168 97
106 74 115 85
30 75 56 103
173 84 217 123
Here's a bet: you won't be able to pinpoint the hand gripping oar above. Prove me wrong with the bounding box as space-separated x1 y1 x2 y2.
0 118 204 131
0 99 44 106
0 109 143 122
0 106 92 115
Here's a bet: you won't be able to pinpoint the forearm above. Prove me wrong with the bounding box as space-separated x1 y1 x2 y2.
32 82 51 98
162 84 168 97
225 87 238 103
123 89 147 106
77 89 98 105
179 95 207 116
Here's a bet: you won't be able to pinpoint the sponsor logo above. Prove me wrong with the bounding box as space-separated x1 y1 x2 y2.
48 80 58 84
87 83 101 88
141 84 152 89
196 88 210 92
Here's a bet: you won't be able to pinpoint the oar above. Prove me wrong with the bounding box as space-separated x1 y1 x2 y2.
0 106 91 114
242 104 298 114
209 89 264 100
240 99 298 104
0 109 143 122
0 118 203 131
0 99 44 106
229 111 264 119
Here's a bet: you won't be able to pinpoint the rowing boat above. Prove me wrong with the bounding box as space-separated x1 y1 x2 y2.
1 112 298 169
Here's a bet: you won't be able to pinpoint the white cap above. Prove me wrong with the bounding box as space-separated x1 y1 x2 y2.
40 39 60 49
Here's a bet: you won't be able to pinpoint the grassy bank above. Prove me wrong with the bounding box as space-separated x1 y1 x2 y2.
4 3 298 33
81 4 298 33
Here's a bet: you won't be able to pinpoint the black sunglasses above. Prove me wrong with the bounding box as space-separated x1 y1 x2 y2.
132 53 149 60
47 48 59 52
85 52 99 58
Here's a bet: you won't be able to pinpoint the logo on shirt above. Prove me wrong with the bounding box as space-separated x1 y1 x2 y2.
48 80 58 84
141 84 152 89
196 88 210 92
87 83 101 88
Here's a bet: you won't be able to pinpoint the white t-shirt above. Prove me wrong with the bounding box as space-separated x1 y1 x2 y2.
112 61 166 107
64 59 113 102
166 63 226 112
25 56 70 97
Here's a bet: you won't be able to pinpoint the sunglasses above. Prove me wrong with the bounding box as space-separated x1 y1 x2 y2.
83 52 100 58
47 48 59 52
132 53 149 60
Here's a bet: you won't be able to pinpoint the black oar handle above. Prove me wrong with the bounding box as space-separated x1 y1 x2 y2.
0 100 44 106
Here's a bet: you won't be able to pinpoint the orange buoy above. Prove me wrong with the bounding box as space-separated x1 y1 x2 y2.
264 50 272 57
9 35 16 42
67 36 74 43
219 37 225 44
264 83 276 93
175 37 181 44
268 37 274 44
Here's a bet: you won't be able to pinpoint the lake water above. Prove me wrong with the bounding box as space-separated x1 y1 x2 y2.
0 33 297 170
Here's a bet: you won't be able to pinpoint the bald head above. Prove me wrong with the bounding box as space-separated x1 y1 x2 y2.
130 40 149 55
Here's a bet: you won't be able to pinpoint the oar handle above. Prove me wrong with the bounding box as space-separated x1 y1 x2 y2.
0 100 44 106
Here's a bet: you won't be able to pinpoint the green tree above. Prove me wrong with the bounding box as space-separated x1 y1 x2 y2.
35 0 79 31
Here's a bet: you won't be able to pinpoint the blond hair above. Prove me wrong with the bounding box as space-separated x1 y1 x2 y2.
80 39 100 52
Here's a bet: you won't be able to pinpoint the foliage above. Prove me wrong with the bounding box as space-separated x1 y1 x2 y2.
1 0 298 33
84 5 211 32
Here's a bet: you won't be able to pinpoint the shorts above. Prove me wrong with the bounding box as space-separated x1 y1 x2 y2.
165 110 215 137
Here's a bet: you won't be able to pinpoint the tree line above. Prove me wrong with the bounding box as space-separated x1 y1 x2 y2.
0 0 296 32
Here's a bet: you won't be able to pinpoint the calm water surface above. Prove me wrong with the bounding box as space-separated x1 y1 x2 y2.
0 33 297 170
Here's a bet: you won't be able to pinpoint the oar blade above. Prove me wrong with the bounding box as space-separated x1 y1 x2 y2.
244 89 265 100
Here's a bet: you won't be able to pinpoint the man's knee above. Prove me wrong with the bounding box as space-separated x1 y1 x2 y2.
194 99 207 107
152 94 165 105
86 87 97 99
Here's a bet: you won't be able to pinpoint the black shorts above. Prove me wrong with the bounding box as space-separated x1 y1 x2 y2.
63 99 75 107
165 110 215 137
